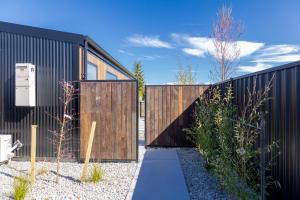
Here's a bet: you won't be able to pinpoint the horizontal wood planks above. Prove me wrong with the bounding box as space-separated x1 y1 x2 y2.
80 81 138 161
145 85 209 147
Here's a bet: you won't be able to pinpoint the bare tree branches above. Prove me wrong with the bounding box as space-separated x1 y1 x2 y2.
175 63 197 85
210 5 243 82
48 81 79 183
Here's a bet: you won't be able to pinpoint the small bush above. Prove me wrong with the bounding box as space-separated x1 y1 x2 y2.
12 176 31 200
81 164 103 184
186 78 279 200
89 164 103 183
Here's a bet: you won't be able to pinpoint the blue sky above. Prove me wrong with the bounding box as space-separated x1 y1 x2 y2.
0 0 300 84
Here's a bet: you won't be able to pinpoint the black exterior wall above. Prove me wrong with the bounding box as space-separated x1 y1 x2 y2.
0 21 133 160
0 29 80 159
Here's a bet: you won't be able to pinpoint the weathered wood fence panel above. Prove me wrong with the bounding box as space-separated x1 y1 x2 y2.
145 85 208 147
80 80 138 161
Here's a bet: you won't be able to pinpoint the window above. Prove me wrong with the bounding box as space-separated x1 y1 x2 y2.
106 71 118 80
86 62 98 80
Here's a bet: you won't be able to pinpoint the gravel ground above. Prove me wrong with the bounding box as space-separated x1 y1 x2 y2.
177 148 233 200
0 161 137 200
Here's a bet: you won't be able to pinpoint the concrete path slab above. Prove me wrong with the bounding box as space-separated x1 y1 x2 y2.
131 148 190 200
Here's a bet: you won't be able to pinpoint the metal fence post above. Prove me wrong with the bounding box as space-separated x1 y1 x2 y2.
260 118 266 200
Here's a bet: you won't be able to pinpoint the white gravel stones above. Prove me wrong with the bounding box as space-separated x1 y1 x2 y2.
177 148 233 200
0 161 137 200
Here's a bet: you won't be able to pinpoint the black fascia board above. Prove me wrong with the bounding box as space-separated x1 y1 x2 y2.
85 36 135 79
0 21 85 45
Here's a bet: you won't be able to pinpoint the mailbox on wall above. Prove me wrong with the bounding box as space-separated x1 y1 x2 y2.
15 63 36 107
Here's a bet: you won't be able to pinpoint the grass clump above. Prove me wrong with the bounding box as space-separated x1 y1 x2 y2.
12 176 31 200
88 164 103 183
37 166 48 176
82 164 103 183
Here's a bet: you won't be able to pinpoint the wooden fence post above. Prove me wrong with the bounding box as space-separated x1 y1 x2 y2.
31 125 38 183
260 118 266 200
80 121 96 182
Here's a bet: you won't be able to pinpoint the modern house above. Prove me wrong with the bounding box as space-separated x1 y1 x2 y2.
0 21 135 160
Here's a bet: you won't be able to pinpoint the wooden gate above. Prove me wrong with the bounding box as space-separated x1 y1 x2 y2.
145 85 208 147
80 80 138 161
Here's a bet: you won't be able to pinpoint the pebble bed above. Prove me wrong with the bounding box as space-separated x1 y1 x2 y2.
0 161 137 200
177 148 233 200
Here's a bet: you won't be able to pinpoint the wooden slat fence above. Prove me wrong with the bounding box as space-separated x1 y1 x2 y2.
145 85 208 147
80 80 138 161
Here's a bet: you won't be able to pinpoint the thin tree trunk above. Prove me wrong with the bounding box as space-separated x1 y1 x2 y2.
56 103 67 183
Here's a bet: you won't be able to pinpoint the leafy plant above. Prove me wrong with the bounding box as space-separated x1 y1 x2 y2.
186 76 279 200
12 176 31 200
185 87 221 167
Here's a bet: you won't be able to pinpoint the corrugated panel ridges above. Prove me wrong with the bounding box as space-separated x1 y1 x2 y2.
0 31 78 159
216 64 300 200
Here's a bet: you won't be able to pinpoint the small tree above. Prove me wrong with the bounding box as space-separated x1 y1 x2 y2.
175 63 196 85
210 5 243 82
49 81 78 183
133 61 145 100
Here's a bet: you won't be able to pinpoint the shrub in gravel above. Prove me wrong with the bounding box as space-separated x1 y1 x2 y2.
186 78 279 200
89 164 103 183
12 175 31 200
81 164 103 184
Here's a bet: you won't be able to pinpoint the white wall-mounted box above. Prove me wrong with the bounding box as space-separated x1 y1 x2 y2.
15 63 36 107
0 135 12 163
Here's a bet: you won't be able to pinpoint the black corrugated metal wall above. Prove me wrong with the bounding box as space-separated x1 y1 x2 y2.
0 31 79 159
215 62 300 200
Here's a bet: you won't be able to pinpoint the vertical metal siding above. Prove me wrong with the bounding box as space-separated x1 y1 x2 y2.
215 63 300 200
0 31 79 159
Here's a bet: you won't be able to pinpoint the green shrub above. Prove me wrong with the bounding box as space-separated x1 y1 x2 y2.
82 164 103 184
12 176 31 200
186 79 279 200
185 87 221 167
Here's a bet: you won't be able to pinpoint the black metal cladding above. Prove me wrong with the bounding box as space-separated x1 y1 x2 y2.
214 61 300 200
0 31 79 159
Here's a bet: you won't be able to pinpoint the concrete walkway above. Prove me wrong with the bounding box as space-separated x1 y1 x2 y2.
126 118 189 200
131 148 190 200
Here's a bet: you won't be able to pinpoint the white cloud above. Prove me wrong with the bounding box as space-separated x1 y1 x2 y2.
182 48 205 57
238 41 265 57
238 63 272 73
251 44 300 64
253 54 300 63
238 44 300 73
127 34 173 48
171 33 264 59
259 44 300 57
